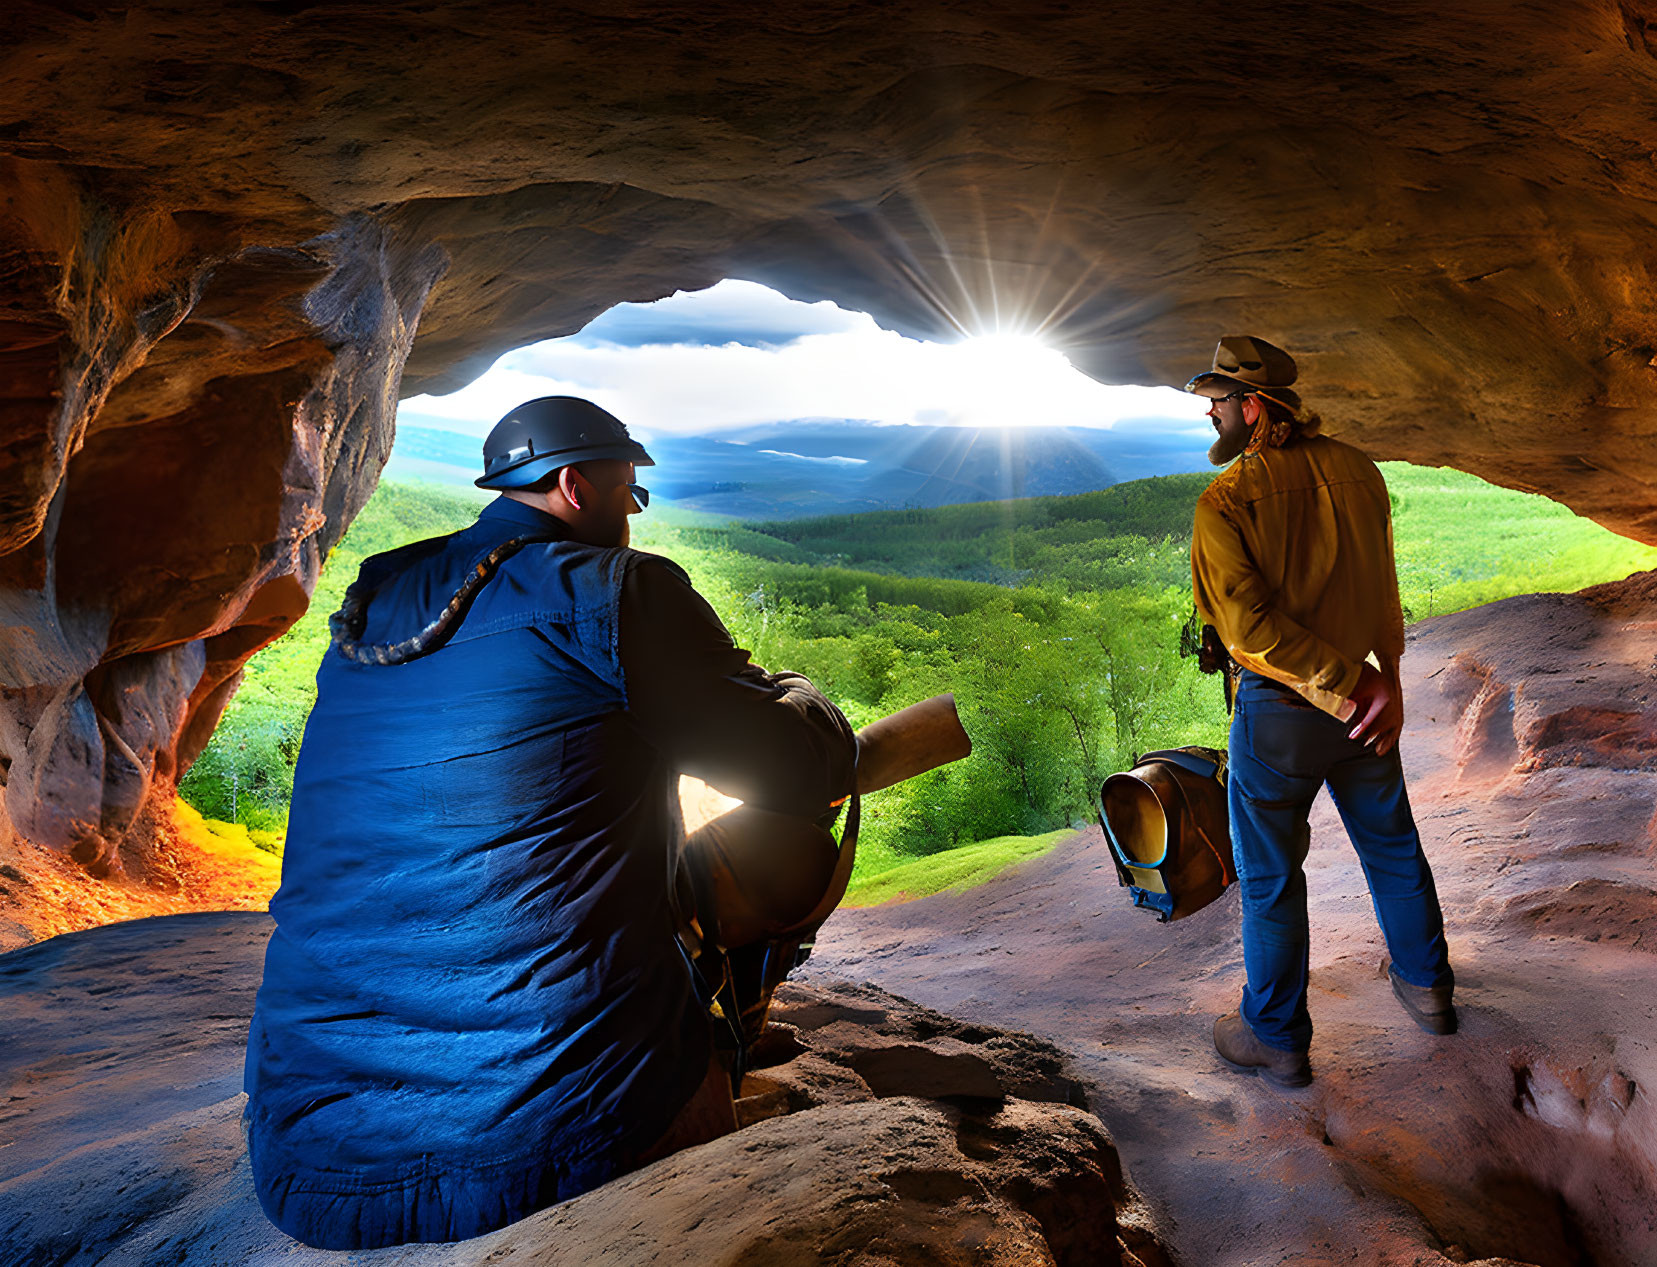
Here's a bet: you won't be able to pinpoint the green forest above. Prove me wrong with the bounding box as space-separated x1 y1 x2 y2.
179 462 1657 896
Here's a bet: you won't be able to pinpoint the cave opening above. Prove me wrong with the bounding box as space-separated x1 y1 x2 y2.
388 278 1214 514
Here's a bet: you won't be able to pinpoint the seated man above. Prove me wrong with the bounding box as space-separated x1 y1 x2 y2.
1185 337 1456 1090
243 396 855 1249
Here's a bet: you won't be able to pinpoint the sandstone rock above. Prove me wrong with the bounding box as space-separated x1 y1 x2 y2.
845 1034 1011 1100
761 979 1090 1110
5 1 1657 884
0 911 1166 1266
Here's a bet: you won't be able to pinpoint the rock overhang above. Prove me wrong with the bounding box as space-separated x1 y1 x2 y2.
2 0 1657 871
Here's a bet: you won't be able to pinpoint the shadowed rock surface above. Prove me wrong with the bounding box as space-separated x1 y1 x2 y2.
4 0 1657 893
807 568 1657 1266
0 914 1167 1267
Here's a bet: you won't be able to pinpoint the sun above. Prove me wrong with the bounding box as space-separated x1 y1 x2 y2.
945 332 1085 427
957 331 1053 359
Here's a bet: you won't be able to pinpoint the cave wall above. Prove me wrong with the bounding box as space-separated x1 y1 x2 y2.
3 0 1657 874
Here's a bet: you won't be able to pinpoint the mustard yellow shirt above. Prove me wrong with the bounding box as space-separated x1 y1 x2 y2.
1191 434 1405 718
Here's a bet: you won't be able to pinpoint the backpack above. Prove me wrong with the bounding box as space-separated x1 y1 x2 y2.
1098 746 1235 922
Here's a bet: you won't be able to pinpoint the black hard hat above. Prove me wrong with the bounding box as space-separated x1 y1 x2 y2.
475 396 655 490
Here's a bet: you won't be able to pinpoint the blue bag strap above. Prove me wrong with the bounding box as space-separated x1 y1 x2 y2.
1096 788 1136 887
1135 747 1225 784
1099 789 1176 922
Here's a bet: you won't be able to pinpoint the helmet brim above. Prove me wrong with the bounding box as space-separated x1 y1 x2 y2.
475 439 655 490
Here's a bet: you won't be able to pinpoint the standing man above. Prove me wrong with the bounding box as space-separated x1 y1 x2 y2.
244 396 856 1248
1185 337 1455 1089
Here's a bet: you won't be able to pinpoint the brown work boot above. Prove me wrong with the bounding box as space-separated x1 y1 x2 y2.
1387 962 1457 1035
1213 1013 1312 1088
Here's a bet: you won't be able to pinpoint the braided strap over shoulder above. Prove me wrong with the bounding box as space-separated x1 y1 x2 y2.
330 534 559 666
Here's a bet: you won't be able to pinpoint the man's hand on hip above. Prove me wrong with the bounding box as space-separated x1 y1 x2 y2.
1346 662 1404 755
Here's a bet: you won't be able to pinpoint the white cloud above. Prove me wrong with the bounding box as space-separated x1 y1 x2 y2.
567 278 872 347
400 283 1209 439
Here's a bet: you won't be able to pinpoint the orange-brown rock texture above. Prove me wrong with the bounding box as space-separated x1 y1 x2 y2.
2 2 1656 888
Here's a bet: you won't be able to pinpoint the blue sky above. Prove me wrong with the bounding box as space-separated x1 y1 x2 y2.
398 280 1211 444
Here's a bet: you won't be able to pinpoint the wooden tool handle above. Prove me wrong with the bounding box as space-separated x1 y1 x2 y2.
855 693 972 794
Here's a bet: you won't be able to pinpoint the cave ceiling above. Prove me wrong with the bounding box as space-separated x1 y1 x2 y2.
3 0 1657 867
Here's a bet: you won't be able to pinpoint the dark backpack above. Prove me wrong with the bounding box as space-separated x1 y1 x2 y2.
1098 746 1235 922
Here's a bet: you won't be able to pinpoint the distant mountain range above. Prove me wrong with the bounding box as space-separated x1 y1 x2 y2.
387 415 1212 520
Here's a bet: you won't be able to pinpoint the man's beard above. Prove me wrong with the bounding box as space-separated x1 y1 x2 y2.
1208 435 1243 466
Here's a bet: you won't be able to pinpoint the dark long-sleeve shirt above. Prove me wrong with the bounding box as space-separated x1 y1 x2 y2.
619 555 852 815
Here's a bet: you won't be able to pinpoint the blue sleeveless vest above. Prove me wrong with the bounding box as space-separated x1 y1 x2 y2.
243 498 709 1249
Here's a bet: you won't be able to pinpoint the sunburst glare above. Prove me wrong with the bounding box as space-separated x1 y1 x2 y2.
399 283 1206 441
940 332 1092 429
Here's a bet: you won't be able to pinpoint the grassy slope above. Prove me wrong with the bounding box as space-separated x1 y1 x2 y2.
739 462 1657 622
840 829 1075 906
1379 463 1657 618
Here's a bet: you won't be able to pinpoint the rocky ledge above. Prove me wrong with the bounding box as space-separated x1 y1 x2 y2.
0 910 1168 1266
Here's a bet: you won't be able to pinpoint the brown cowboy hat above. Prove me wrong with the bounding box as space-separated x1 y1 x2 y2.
1184 335 1302 414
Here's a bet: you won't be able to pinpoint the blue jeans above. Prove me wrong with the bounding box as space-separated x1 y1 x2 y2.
1229 671 1452 1051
